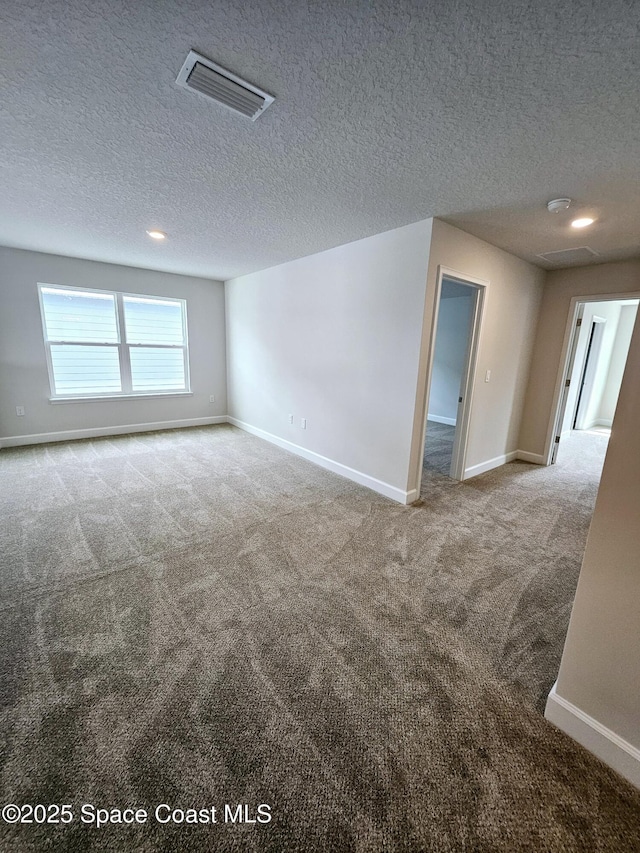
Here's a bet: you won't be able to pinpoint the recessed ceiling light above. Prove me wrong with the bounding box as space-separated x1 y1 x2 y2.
146 229 167 240
571 218 595 228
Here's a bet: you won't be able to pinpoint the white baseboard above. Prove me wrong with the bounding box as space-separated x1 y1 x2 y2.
427 414 456 426
227 417 413 504
461 449 547 480
545 682 640 790
0 416 227 448
462 451 518 480
516 450 546 464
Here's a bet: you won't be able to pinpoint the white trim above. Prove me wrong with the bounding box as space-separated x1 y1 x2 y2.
545 682 640 790
427 414 456 426
227 417 413 504
516 450 546 464
50 392 194 403
0 416 226 448
411 265 489 493
562 422 611 435
37 282 190 399
449 277 486 481
462 450 517 480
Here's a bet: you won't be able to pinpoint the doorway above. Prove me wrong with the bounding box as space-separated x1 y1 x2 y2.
548 296 639 465
572 316 606 431
421 272 484 481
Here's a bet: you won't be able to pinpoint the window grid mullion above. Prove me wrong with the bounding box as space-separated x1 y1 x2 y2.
115 294 133 394
38 284 190 398
46 339 121 346
126 343 185 349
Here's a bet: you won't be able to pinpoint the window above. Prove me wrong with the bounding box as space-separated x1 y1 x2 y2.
38 284 189 398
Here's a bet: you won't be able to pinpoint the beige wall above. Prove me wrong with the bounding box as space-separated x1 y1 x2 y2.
519 260 640 457
550 304 640 779
408 220 544 490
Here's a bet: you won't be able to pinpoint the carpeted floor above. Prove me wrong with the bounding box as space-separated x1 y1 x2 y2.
423 421 455 476
1 425 639 852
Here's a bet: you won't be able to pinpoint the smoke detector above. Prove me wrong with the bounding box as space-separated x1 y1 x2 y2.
176 50 274 121
547 198 572 214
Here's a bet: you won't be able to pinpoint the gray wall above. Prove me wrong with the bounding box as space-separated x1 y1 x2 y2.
226 220 433 501
597 303 638 426
428 285 475 423
0 247 226 443
561 300 622 434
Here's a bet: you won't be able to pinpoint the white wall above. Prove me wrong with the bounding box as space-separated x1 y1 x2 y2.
408 220 545 487
0 247 226 444
598 303 638 425
546 306 640 788
427 287 474 424
225 220 433 502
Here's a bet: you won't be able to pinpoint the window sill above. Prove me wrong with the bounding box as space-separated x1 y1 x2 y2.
49 392 193 404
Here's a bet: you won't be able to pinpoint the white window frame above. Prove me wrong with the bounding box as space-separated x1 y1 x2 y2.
38 283 191 401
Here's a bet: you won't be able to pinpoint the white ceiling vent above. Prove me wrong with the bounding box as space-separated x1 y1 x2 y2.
175 50 274 120
537 246 600 267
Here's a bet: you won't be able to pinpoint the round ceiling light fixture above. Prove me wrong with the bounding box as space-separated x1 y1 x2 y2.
547 198 572 214
571 217 595 229
146 229 167 240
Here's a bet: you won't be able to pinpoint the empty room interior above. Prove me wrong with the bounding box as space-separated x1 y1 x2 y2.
2 2 640 850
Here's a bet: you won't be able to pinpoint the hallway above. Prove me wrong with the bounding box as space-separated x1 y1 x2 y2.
423 419 456 476
419 426 611 708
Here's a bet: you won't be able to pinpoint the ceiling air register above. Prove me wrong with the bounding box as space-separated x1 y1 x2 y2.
176 50 274 120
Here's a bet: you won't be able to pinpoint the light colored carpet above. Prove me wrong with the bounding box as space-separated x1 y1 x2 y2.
1 424 639 852
423 420 455 476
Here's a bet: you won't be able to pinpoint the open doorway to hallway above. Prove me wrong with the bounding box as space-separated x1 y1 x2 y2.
422 274 483 479
550 297 639 468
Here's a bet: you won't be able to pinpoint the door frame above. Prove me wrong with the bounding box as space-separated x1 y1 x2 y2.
544 291 640 466
416 266 487 489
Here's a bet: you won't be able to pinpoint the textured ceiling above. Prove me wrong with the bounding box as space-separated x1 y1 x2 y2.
1 0 639 279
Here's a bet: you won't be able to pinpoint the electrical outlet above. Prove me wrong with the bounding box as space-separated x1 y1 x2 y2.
301 417 307 429
288 414 294 424
16 406 25 416
485 370 491 383
209 395 215 403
